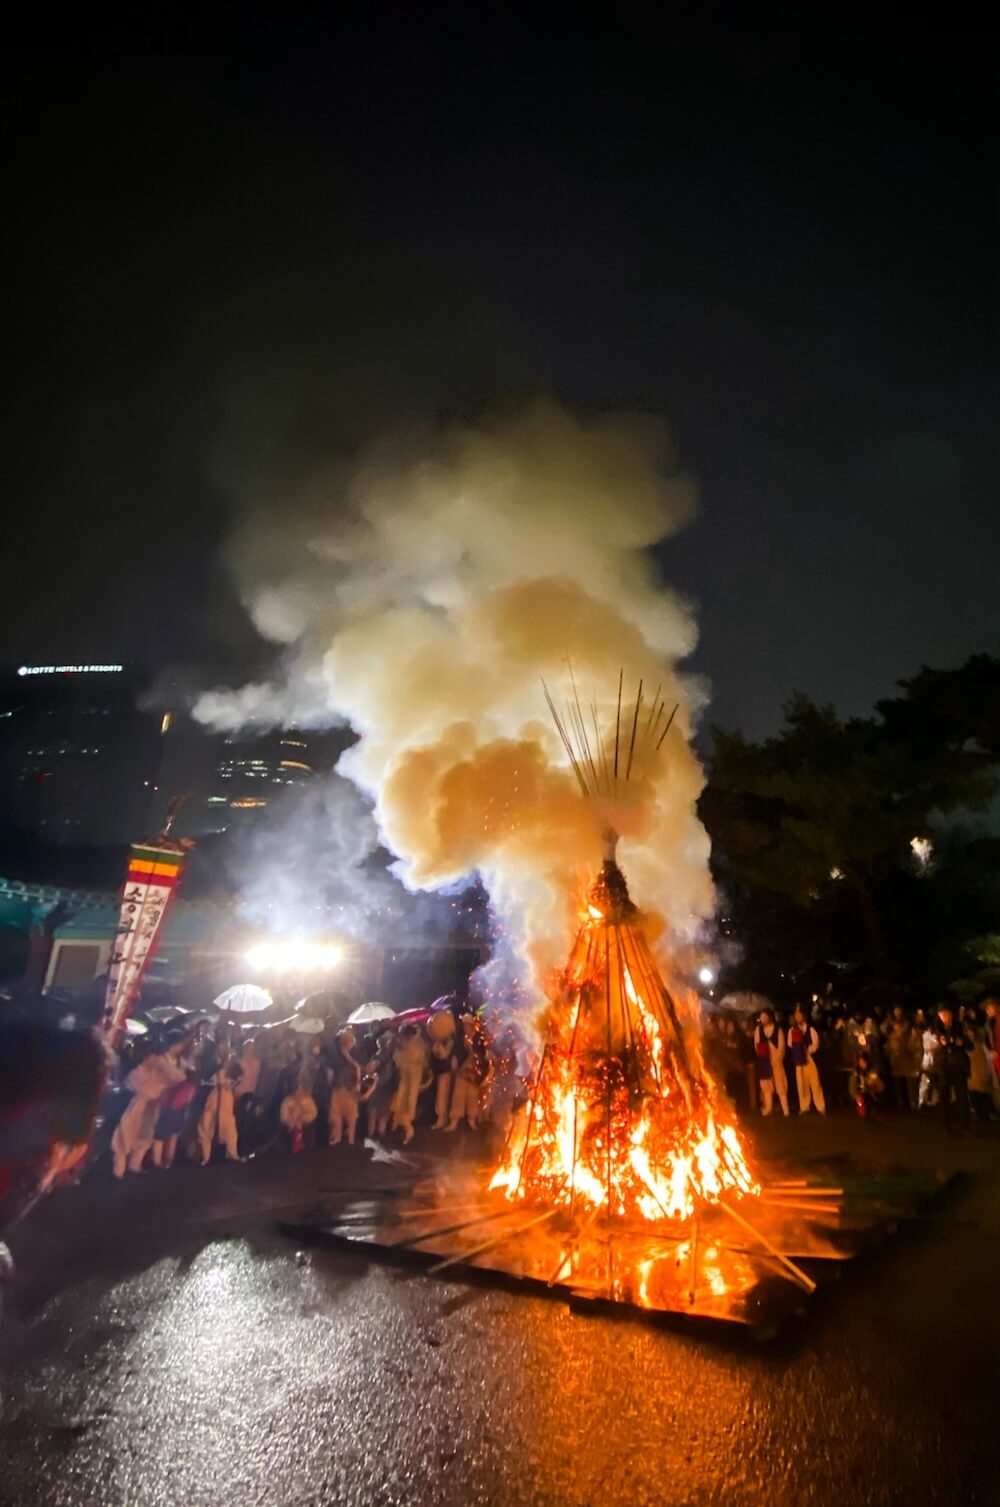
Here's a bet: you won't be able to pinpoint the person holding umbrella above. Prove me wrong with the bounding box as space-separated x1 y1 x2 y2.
328 1028 362 1146
196 1047 243 1164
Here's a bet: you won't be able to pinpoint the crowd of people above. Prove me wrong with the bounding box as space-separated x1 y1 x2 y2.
6 989 998 1211
703 998 1000 1129
107 1006 526 1177
105 993 1000 1182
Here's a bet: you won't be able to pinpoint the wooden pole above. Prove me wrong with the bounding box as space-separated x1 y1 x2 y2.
613 669 623 794
688 1214 700 1305
625 679 644 780
655 702 680 751
388 1206 522 1249
718 1198 817 1293
514 1045 549 1196
427 1208 559 1275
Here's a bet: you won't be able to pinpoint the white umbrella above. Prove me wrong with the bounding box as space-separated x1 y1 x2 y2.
288 1014 325 1035
718 991 774 1015
214 983 273 1015
347 1001 396 1025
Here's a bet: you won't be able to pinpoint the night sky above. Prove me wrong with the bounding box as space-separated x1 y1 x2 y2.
4 9 996 737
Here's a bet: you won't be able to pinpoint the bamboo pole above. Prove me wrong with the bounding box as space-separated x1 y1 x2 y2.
613 669 623 793
754 1200 841 1216
655 703 680 751
427 1208 560 1275
603 919 613 1217
762 1186 844 1198
625 679 644 780
387 1206 522 1249
542 681 588 794
514 1045 549 1196
718 1198 817 1293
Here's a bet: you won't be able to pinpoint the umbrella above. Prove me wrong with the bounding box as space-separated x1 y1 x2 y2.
718 991 774 1016
144 1005 191 1023
214 984 273 1015
346 1001 396 1025
288 1015 325 1035
295 989 351 1019
392 1006 433 1026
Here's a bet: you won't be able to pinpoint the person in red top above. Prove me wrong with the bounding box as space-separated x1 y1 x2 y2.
788 1005 825 1115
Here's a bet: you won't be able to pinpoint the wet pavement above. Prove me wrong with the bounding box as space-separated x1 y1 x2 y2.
1 1116 997 1507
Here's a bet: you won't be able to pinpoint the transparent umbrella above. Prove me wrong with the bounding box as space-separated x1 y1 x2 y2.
718 991 774 1016
288 1015 325 1035
346 1001 396 1025
214 984 273 1015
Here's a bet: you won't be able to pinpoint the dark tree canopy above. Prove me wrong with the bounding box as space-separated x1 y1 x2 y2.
702 655 1000 1001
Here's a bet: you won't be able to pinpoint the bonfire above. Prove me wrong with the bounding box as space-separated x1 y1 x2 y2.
489 838 758 1226
309 679 945 1328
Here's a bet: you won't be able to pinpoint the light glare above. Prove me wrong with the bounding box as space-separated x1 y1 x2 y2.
246 939 344 973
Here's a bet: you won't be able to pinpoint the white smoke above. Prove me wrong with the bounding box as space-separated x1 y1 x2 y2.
196 399 713 983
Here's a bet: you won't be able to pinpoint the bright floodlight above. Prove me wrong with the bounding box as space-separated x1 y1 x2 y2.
698 966 715 985
246 940 345 973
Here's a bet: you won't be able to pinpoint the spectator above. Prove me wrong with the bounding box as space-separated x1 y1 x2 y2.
787 1005 825 1115
327 1028 362 1146
151 1066 197 1169
446 1015 490 1131
739 1019 758 1113
390 1025 431 1144
915 1008 938 1108
279 1080 317 1153
197 1051 242 1164
983 999 1000 1110
428 1010 458 1129
753 1010 789 1117
364 1031 397 1140
965 1019 993 1123
854 1048 885 1119
885 1005 921 1111
111 1039 188 1178
935 1005 971 1133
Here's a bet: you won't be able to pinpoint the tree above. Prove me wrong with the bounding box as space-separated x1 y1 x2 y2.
702 656 1000 992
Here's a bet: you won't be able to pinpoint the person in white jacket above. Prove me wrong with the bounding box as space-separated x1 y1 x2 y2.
111 1043 187 1178
390 1026 431 1144
197 1051 242 1164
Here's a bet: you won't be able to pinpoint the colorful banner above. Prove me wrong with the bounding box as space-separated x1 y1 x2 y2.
104 840 187 1036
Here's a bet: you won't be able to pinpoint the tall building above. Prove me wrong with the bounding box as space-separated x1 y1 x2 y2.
202 728 319 830
0 663 164 846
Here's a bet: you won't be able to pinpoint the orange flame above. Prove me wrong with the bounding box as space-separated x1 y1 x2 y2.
489 892 758 1223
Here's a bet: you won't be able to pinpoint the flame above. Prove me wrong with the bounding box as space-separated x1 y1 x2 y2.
489 884 758 1224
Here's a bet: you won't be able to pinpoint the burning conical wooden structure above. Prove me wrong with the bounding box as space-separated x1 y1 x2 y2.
489 843 757 1223
488 674 756 1222
303 676 949 1331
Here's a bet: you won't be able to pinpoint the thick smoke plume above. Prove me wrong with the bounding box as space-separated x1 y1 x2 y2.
196 400 713 983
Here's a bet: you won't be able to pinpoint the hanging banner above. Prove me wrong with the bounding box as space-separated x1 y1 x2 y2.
103 839 187 1037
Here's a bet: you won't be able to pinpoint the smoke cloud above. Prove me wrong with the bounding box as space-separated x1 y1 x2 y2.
195 399 714 983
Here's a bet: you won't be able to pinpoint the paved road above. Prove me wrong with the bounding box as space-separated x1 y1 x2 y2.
1 1117 997 1507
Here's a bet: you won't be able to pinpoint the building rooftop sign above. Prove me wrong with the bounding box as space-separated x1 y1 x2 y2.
17 664 124 676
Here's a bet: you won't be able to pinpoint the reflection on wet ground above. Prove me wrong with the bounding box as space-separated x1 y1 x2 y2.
1 1117 997 1506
